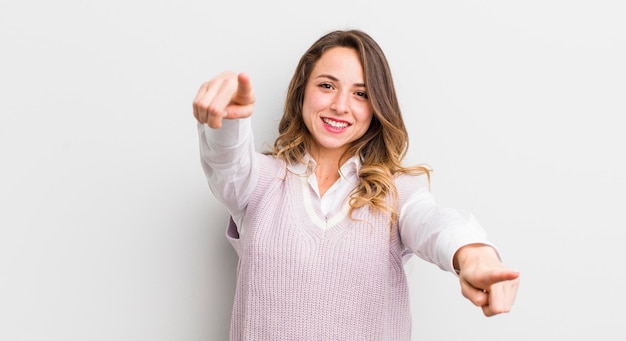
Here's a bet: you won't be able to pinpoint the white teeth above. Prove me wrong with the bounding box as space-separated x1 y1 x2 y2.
322 117 348 128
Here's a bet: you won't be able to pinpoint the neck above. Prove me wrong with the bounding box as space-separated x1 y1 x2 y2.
310 145 348 169
310 149 346 198
314 163 340 198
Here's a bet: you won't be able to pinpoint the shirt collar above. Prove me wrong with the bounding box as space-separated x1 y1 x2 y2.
287 153 362 180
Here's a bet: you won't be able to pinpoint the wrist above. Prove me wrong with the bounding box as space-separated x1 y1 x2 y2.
453 243 499 273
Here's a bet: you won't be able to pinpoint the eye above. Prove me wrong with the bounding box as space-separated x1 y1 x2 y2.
355 91 368 99
319 83 333 90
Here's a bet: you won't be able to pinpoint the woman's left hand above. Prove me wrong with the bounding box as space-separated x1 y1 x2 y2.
454 244 520 316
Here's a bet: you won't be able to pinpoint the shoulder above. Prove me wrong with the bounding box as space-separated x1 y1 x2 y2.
394 172 430 205
257 153 284 169
255 153 288 182
394 172 429 191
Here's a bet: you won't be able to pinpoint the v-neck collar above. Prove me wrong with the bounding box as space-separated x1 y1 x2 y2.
285 154 361 239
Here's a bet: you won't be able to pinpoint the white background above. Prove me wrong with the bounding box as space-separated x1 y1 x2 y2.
1 0 625 340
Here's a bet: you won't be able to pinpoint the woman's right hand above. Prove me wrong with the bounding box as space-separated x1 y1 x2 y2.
192 71 256 129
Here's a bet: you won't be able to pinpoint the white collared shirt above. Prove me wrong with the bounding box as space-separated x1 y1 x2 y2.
198 119 495 273
289 153 360 218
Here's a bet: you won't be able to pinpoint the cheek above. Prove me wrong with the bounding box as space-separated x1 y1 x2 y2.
357 105 374 124
301 98 316 129
304 94 327 112
358 110 375 135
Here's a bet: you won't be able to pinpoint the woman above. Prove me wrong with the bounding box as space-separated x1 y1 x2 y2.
193 29 519 340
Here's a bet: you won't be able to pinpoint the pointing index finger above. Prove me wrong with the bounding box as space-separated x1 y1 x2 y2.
487 270 520 287
233 72 255 105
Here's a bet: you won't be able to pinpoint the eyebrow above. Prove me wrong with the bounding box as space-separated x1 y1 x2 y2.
315 74 366 88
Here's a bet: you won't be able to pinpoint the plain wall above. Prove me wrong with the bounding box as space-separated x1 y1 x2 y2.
1 0 625 340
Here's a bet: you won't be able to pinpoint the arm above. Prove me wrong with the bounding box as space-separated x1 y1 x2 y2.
398 178 519 316
197 119 257 232
193 72 258 233
399 178 495 274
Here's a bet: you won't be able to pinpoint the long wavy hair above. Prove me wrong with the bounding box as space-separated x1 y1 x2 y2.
271 29 431 228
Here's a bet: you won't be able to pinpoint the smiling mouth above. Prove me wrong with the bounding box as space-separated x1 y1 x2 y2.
322 117 350 129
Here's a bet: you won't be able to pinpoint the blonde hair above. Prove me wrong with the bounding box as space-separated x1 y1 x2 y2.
270 29 431 227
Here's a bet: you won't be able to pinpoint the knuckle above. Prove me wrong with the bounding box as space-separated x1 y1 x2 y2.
194 99 209 111
207 105 222 117
223 77 236 89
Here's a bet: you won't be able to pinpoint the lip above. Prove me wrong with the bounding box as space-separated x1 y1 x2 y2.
321 116 351 133
321 116 351 125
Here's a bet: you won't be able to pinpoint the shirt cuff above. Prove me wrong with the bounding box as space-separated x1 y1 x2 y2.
441 214 501 276
198 118 252 148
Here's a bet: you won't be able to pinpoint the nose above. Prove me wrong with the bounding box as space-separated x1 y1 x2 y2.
331 91 349 114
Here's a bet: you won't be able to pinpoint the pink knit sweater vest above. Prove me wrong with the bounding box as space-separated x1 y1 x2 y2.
225 154 418 340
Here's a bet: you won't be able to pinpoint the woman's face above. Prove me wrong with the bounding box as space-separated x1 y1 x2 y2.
302 46 374 158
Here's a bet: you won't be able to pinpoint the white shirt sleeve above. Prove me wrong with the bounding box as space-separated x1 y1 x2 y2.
399 181 497 274
197 118 258 234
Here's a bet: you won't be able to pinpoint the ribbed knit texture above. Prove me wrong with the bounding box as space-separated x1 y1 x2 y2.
225 154 419 341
